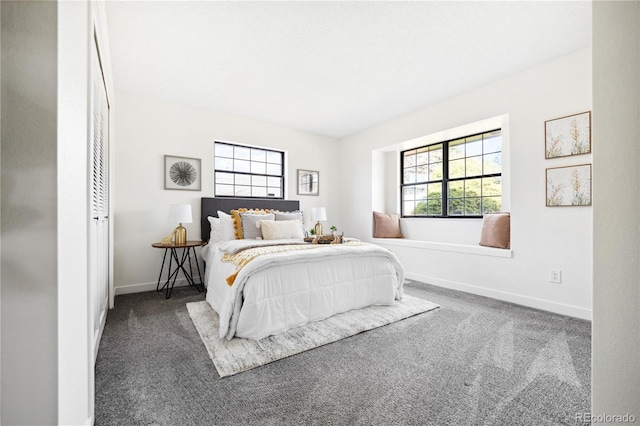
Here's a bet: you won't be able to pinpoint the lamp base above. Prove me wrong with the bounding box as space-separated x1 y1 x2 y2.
174 224 187 245
314 221 323 237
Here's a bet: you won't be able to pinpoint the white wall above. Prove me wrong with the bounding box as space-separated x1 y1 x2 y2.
592 1 640 418
113 92 341 294
2 2 103 424
1 2 59 423
339 49 593 319
57 1 92 424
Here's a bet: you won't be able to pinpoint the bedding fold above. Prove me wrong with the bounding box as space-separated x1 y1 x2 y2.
217 241 405 340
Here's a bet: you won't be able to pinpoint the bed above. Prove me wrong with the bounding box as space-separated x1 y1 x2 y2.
200 197 405 340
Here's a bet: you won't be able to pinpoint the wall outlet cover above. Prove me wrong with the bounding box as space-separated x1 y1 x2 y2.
549 269 562 283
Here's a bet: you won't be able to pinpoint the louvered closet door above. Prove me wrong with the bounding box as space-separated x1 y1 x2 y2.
90 37 110 358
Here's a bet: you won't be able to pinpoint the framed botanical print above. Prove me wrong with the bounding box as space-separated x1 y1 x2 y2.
546 164 592 207
545 111 591 159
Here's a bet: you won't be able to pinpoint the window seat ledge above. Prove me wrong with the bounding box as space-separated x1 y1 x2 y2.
371 238 513 258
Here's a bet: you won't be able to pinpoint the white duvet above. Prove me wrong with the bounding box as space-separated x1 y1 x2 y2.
203 239 405 340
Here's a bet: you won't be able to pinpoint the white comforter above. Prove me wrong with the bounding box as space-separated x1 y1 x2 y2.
203 239 405 340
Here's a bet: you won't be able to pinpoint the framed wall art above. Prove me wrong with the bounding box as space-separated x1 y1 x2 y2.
164 155 201 191
297 169 319 196
546 164 591 207
545 111 591 159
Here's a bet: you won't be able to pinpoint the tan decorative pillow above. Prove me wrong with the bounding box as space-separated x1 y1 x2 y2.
230 208 271 239
259 219 304 240
479 212 510 249
373 211 403 238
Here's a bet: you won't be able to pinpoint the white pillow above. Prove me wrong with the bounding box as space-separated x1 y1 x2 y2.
274 211 304 233
217 211 236 241
207 216 223 243
259 219 304 240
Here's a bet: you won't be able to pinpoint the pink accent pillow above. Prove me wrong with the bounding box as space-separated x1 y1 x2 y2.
373 211 403 238
479 212 510 249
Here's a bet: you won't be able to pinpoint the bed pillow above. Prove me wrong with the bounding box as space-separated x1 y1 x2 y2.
207 216 223 243
240 212 275 239
479 212 510 249
274 211 304 232
230 208 271 239
217 211 236 241
259 219 305 240
372 211 403 238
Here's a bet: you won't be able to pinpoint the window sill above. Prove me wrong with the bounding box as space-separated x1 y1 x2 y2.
372 238 512 258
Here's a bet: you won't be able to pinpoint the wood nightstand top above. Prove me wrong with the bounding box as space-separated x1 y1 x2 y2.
152 240 206 249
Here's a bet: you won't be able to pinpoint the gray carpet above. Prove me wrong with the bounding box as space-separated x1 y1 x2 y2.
187 295 439 377
95 281 591 425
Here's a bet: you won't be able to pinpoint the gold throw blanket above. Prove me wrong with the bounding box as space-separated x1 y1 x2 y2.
221 243 320 286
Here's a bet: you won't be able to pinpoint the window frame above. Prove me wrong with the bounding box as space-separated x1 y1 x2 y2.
214 141 285 199
400 129 502 218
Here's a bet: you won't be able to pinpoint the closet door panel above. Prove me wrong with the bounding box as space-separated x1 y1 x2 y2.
89 37 110 358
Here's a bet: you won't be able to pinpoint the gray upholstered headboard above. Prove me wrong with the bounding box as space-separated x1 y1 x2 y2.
200 197 300 241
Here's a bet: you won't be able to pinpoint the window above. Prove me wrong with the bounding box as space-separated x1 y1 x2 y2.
214 141 284 198
401 129 502 217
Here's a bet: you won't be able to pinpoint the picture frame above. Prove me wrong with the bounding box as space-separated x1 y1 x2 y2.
545 111 591 159
297 169 319 196
164 155 201 191
546 164 591 207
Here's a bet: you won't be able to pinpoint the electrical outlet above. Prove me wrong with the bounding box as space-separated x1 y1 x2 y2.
549 269 561 283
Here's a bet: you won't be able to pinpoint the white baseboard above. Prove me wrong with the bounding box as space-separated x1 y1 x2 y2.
406 272 592 321
117 273 591 320
115 278 192 296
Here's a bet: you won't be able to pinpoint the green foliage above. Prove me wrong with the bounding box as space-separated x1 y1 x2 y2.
415 199 442 215
411 181 501 216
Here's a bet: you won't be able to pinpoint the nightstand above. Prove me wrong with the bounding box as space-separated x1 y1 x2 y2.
152 240 206 298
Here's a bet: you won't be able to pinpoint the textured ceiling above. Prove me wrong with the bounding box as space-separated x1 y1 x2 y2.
105 1 592 138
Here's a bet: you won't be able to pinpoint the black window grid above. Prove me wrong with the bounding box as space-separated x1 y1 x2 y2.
401 129 502 218
214 141 285 199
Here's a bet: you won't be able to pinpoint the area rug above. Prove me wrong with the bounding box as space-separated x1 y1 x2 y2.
187 295 439 377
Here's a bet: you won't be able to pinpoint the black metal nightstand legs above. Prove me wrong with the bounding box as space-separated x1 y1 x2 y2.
156 246 205 298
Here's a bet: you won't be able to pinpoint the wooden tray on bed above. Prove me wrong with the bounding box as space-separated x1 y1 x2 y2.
304 235 343 244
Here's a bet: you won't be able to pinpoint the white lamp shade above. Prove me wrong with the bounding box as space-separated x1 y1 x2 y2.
311 207 327 222
168 204 192 224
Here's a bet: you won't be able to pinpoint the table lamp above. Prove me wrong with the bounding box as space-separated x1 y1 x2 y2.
311 207 327 236
165 203 192 245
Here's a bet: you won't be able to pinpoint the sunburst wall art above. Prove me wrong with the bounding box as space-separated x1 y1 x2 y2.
164 155 201 191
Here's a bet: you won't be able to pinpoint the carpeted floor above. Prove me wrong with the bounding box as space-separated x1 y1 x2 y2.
95 281 591 425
